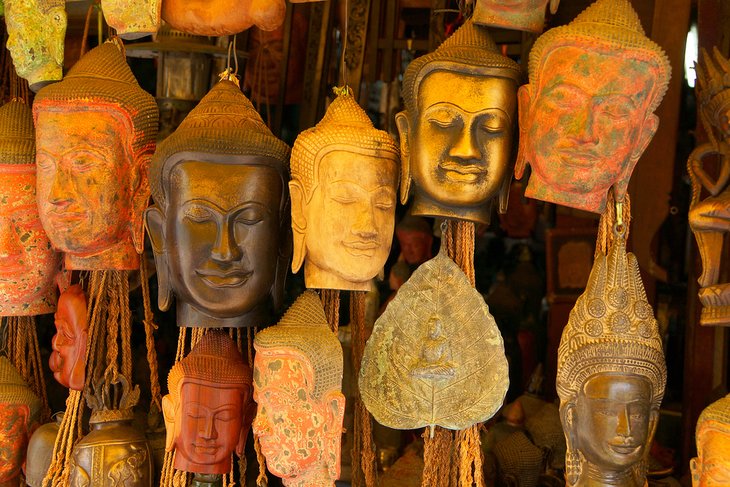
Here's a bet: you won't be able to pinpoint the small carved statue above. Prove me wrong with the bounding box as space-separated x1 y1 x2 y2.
4 0 66 92
33 38 159 271
0 356 42 487
396 19 521 224
48 284 88 391
556 229 666 487
146 79 291 328
253 291 345 487
290 90 399 291
0 99 60 317
691 394 730 486
515 0 671 213
161 0 286 35
101 0 160 39
689 47 730 326
162 331 255 475
472 0 560 34
411 315 456 380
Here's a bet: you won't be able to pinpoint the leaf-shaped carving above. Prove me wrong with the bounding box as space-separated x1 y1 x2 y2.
358 251 509 430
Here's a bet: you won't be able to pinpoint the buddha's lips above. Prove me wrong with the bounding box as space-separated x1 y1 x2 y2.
439 161 485 175
196 268 252 288
343 240 379 250
192 443 220 455
557 147 601 166
608 442 640 455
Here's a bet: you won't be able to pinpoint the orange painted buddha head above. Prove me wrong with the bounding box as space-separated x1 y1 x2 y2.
472 0 560 34
516 0 671 213
33 38 159 271
162 330 254 475
146 79 291 328
691 395 730 486
49 284 88 391
253 291 345 487
161 0 285 35
290 91 399 291
396 20 521 224
0 356 42 485
0 99 60 317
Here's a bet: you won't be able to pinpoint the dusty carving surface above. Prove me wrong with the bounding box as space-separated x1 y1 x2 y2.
359 249 508 431
101 0 160 39
692 394 730 486
162 0 285 35
516 0 671 213
49 284 88 391
472 0 559 34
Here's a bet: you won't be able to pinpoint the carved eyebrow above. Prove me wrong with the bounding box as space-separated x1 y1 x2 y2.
183 199 271 215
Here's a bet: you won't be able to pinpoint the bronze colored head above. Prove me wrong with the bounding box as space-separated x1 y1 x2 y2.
556 233 666 487
692 395 730 486
516 0 671 213
290 91 399 291
33 38 159 270
162 331 254 475
396 20 521 224
472 0 560 34
146 79 291 328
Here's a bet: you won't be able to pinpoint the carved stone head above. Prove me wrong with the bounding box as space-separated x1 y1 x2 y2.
101 0 161 39
5 0 66 92
396 20 521 224
472 0 560 33
0 99 60 317
290 91 399 291
162 331 254 475
691 395 730 486
516 0 671 213
556 233 666 486
33 38 159 270
253 291 345 486
49 284 88 391
0 356 41 485
146 79 291 328
161 0 285 35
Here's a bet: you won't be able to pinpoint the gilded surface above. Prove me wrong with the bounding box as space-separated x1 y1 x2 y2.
556 232 666 487
290 92 399 291
5 0 65 92
692 395 730 486
472 0 559 34
49 284 88 390
359 249 508 431
161 0 285 35
515 0 671 214
253 291 345 487
688 47 730 327
396 20 520 224
101 0 160 39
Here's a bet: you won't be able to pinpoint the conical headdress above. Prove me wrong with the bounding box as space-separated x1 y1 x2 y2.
0 99 35 165
0 356 41 423
697 394 730 436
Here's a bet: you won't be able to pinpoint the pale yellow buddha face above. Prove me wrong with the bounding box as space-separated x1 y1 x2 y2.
692 427 730 486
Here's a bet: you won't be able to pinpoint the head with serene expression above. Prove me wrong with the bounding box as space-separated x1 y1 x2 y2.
146 79 291 328
290 91 399 291
516 0 670 213
253 291 345 486
472 0 560 33
396 19 521 224
162 331 254 475
49 284 88 391
0 99 60 317
556 237 666 486
691 395 730 486
33 38 158 270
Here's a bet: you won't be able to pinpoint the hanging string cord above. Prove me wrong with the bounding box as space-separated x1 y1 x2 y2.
340 0 350 89
140 257 162 411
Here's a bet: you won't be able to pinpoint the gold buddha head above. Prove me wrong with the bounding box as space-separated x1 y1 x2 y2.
556 234 666 486
100 0 161 40
472 0 560 34
33 38 159 271
516 0 671 213
691 395 730 486
5 0 66 92
0 99 61 316
290 91 399 291
0 356 42 484
146 79 291 328
253 291 345 486
162 330 254 475
396 19 521 224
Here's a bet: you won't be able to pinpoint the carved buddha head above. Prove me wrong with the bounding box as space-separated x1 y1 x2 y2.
161 0 285 35
33 38 158 270
290 91 399 291
162 330 254 475
556 235 666 486
49 284 88 391
691 395 730 486
0 356 41 485
0 99 60 317
253 291 345 486
396 20 521 224
100 0 161 39
146 79 291 328
5 0 66 92
516 0 671 213
473 0 560 33
395 214 433 266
